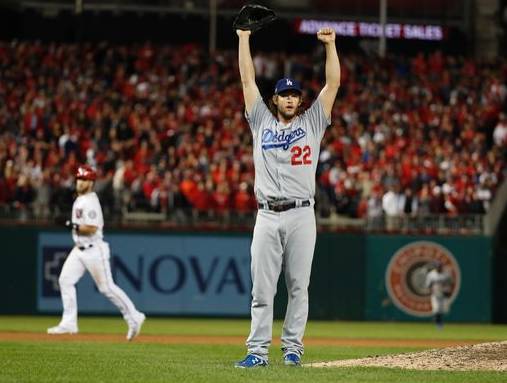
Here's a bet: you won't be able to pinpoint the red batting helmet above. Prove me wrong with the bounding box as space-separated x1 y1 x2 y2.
76 164 97 181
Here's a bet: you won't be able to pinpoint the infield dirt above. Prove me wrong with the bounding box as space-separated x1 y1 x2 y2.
0 332 480 348
309 341 507 371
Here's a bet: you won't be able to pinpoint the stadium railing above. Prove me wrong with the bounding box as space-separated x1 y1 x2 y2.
0 204 485 234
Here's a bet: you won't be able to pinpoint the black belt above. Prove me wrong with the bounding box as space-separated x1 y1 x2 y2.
78 244 93 251
258 200 311 212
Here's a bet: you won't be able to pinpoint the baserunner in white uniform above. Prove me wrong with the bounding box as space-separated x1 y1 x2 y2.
235 27 340 368
47 164 145 340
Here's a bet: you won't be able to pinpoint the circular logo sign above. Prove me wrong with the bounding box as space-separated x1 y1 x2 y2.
385 241 461 317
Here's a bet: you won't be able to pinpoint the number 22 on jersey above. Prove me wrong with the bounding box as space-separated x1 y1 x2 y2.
291 145 312 166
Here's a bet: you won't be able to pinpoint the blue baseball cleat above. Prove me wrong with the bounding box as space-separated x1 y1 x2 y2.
283 353 301 366
235 354 268 368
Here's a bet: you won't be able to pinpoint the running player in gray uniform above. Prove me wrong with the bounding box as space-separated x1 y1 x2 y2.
235 27 340 368
425 261 453 329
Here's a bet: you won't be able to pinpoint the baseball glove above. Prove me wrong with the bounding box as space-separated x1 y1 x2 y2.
233 4 277 33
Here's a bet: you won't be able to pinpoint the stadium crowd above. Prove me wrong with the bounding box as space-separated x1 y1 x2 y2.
0 41 505 224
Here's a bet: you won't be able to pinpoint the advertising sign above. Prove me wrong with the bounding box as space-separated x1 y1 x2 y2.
37 233 252 315
385 241 461 317
296 19 444 41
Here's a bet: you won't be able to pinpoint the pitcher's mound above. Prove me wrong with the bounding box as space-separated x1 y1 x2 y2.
309 341 507 371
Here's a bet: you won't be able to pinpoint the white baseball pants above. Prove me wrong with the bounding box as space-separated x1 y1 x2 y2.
57 241 142 329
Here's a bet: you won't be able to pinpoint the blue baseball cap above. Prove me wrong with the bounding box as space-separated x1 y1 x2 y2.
274 77 302 95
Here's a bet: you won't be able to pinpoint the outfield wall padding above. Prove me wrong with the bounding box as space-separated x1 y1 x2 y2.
1 226 38 314
364 235 492 322
275 232 365 320
0 226 492 322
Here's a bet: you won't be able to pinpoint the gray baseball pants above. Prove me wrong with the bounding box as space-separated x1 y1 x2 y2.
246 205 316 359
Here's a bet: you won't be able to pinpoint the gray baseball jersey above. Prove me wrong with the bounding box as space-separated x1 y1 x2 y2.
244 95 330 359
246 96 331 202
425 269 452 314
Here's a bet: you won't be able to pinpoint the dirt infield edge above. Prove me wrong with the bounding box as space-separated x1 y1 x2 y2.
0 331 482 348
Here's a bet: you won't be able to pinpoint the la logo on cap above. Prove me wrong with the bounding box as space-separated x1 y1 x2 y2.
286 79 293 85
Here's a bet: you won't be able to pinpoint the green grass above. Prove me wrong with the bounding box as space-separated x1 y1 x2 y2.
1 316 506 382
2 316 507 340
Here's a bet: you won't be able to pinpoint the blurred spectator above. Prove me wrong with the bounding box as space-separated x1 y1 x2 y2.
402 188 418 216
382 184 405 230
0 41 505 226
382 185 404 217
494 113 507 147
13 174 34 220
32 169 51 219
366 189 383 230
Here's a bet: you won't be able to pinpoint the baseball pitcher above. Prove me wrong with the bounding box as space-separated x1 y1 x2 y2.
47 164 145 340
234 27 340 367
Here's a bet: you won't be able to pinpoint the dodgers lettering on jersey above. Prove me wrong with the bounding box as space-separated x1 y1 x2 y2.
246 97 331 202
261 127 306 150
71 192 104 246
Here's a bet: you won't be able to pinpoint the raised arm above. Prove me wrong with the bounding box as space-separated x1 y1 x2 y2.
237 29 261 115
317 28 340 119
